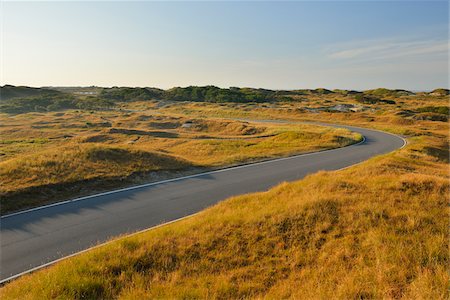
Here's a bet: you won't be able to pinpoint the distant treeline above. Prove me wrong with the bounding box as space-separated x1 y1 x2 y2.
0 85 327 113
98 86 377 103
99 86 305 103
0 85 61 101
1 85 448 114
0 92 115 114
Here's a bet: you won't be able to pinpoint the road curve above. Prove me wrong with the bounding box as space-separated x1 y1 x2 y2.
0 124 405 282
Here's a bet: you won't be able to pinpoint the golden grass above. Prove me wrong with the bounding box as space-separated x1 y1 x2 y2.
141 93 448 137
0 145 191 192
161 126 358 166
1 133 447 299
0 145 193 214
1 92 448 299
0 114 359 214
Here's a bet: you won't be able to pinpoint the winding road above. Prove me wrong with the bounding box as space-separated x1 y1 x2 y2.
0 123 405 282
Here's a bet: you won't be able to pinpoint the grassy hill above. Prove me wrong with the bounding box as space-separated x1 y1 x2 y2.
1 89 448 299
0 85 111 114
0 145 192 213
0 85 61 101
363 88 414 97
1 129 447 299
1 85 448 115
0 114 358 214
430 88 450 96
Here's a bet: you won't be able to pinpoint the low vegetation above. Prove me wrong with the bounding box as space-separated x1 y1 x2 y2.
363 88 414 97
1 127 447 299
0 84 61 101
416 106 449 115
0 112 359 214
0 85 448 298
430 88 449 96
355 94 396 105
0 145 192 213
100 87 164 102
3 85 447 114
0 93 116 114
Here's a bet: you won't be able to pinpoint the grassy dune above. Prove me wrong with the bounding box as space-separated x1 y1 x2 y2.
1 90 447 298
1 131 447 299
0 145 192 213
0 115 359 214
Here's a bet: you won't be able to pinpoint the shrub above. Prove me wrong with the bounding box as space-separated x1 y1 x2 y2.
417 106 449 115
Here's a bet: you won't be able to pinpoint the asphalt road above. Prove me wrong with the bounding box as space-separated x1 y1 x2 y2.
0 124 405 282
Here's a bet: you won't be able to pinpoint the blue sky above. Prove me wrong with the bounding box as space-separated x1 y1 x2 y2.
1 1 448 90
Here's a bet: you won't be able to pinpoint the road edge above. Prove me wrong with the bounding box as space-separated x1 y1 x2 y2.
0 125 407 284
2 132 366 219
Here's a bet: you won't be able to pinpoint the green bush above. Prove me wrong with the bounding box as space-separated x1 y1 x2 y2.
163 86 276 103
364 88 413 97
0 94 77 113
76 97 114 110
355 94 395 105
100 87 164 102
417 106 449 115
0 85 61 101
0 94 115 114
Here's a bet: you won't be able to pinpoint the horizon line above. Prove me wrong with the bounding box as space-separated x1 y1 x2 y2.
1 84 444 93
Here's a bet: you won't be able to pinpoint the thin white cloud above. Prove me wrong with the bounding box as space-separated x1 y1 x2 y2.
329 44 393 59
328 38 449 62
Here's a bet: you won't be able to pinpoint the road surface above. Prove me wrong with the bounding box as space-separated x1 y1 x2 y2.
0 123 405 282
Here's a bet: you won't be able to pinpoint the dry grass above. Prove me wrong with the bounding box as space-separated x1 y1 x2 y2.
159 126 357 166
0 113 359 214
143 93 448 136
0 92 448 299
1 132 447 299
1 145 189 189
0 145 192 213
